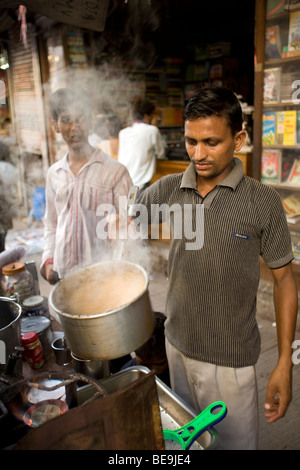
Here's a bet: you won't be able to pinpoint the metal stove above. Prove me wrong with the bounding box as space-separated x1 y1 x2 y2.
0 367 106 449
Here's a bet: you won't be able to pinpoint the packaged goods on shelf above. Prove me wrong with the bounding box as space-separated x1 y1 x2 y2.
184 84 198 100
283 110 297 145
287 215 300 224
280 65 299 102
261 148 281 184
185 63 209 82
207 41 231 58
288 10 300 57
266 0 286 18
281 151 296 182
265 24 282 59
260 0 300 263
275 110 298 145
263 67 281 103
163 57 184 75
276 110 284 144
160 108 183 126
283 193 300 215
262 111 276 145
287 158 300 184
297 111 300 143
185 44 208 62
67 30 88 69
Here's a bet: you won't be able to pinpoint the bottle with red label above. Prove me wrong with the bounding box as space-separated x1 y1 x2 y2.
21 332 44 369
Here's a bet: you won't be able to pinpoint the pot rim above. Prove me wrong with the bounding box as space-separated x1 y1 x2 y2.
0 296 22 331
49 260 150 320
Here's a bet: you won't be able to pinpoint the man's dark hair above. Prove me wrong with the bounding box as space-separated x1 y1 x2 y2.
49 87 91 122
132 97 155 121
106 115 122 138
184 86 243 136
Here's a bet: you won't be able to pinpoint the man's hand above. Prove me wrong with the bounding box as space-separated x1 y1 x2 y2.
106 213 135 241
264 362 293 423
266 263 297 424
45 262 59 285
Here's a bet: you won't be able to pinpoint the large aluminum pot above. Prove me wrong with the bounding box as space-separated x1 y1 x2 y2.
49 261 155 360
0 296 22 372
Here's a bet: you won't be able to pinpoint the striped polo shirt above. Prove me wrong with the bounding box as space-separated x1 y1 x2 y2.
139 158 293 367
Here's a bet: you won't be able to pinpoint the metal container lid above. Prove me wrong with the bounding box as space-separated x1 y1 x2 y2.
2 261 25 275
21 315 51 335
23 295 45 308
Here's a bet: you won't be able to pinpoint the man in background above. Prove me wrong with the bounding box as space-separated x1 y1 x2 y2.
118 98 165 193
41 86 132 284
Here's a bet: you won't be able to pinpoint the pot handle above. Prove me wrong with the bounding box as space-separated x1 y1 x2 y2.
9 293 20 304
0 294 20 303
0 294 21 304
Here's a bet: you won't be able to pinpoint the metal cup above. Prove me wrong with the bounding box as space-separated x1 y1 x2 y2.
51 337 72 366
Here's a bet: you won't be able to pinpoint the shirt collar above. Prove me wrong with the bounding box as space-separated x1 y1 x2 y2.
55 149 103 173
180 157 244 191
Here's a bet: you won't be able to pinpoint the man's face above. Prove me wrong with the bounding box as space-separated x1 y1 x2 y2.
184 115 246 185
55 109 90 150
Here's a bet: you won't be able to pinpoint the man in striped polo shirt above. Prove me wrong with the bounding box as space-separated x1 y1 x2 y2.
138 86 298 449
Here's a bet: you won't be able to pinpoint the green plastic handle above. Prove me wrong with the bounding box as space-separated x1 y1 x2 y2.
163 401 227 450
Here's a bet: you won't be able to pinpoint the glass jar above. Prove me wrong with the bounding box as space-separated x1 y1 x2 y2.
1 262 34 303
22 295 50 318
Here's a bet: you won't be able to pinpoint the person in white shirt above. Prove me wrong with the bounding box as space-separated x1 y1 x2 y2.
118 98 165 191
98 114 122 160
40 87 132 284
88 114 107 148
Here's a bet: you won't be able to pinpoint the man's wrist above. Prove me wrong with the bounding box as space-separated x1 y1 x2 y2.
44 258 53 266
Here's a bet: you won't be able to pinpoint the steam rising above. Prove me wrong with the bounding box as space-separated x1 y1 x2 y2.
43 64 155 275
45 64 146 130
51 260 148 317
4 1 164 273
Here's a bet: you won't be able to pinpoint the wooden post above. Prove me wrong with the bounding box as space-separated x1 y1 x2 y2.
253 0 267 180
